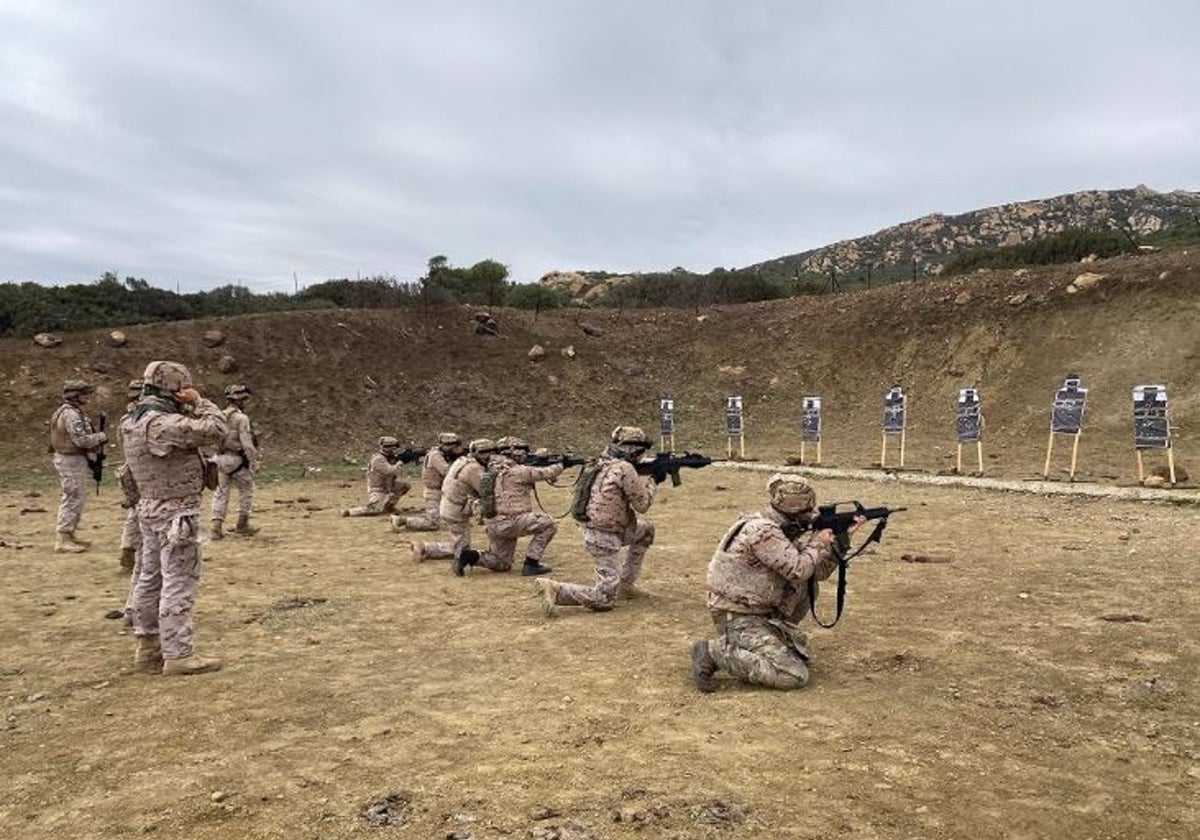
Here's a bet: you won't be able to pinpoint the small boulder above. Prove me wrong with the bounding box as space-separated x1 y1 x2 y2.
201 329 225 348
1007 292 1030 305
579 322 603 337
954 291 972 305
528 344 546 361
33 333 62 348
1069 272 1106 293
217 355 237 374
108 330 127 348
1141 475 1166 488
560 345 576 359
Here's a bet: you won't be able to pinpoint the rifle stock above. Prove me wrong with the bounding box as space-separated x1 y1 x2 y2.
90 412 107 495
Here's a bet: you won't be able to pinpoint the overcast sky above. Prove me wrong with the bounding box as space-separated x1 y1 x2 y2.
2 1 1197 293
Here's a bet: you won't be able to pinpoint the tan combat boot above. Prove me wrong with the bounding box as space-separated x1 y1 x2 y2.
618 582 651 600
533 578 560 617
162 655 223 676
210 519 224 541
119 547 136 571
234 514 258 536
390 514 405 533
132 635 163 674
54 532 88 553
691 639 718 693
410 542 425 564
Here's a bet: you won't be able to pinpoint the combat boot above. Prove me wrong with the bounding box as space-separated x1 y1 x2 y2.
691 639 718 693
390 514 406 533
54 532 88 553
521 556 553 576
410 542 426 564
132 635 163 674
453 548 480 577
119 547 136 571
533 578 560 617
618 582 650 600
234 514 258 536
162 655 223 676
210 519 224 541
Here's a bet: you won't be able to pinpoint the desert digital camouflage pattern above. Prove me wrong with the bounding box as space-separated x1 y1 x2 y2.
476 456 564 571
418 453 486 561
210 393 258 531
49 383 107 549
345 451 410 517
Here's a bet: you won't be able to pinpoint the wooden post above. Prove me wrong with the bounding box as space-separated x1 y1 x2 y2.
1068 433 1081 480
800 440 806 464
956 443 963 474
1043 432 1055 478
739 433 746 460
1136 450 1145 482
816 439 822 465
1167 447 1177 484
727 436 733 459
976 441 984 474
899 428 907 468
881 432 888 468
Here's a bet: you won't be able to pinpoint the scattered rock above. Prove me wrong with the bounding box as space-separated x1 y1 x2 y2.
362 792 410 828
1067 272 1106 294
271 595 328 611
1006 292 1030 305
696 314 708 323
201 329 225 348
1141 475 1166 488
1012 268 1029 277
1100 613 1151 623
217 355 237 374
103 609 125 620
472 312 499 335
210 791 229 803
954 291 972 305
1158 271 1170 281
33 333 62 348
899 553 952 564
528 344 546 361
579 322 603 337
26 692 47 703
560 345 576 359
108 330 128 347
530 806 561 821
694 798 746 825
90 360 110 374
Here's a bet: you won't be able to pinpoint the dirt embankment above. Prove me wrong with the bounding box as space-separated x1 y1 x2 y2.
1 248 1197 483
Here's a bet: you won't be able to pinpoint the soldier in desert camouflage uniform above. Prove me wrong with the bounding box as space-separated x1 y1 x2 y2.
690 474 862 693
391 432 465 532
413 438 495 564
342 436 411 517
117 379 144 571
454 436 561 578
210 384 259 539
123 361 227 676
49 380 108 553
534 426 659 614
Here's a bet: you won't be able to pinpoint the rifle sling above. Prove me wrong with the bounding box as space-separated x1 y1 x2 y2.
808 517 890 629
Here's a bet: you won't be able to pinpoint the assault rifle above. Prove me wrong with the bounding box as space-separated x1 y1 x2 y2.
385 447 427 465
90 412 107 495
634 451 712 486
785 501 906 629
525 452 587 469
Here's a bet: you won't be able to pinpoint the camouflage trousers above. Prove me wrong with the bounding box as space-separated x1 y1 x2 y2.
552 520 654 610
53 453 89 533
131 513 203 660
122 522 145 620
120 507 141 551
211 465 254 521
403 488 442 531
346 490 402 517
479 512 557 571
708 612 810 690
421 515 471 560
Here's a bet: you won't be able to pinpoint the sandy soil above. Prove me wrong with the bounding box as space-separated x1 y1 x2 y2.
1 466 1195 839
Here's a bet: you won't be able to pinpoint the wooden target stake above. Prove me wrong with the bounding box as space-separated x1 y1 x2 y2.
1136 450 1145 482
1068 432 1081 480
880 431 888 468
1042 431 1056 478
899 428 907 468
976 440 984 474
956 443 963 474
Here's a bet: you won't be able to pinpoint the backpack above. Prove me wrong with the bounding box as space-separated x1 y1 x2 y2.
570 462 603 523
478 469 498 519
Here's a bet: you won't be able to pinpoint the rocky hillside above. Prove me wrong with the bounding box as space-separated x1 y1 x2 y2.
755 184 1200 279
2 247 1197 486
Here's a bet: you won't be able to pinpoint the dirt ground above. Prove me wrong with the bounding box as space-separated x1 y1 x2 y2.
1 466 1196 839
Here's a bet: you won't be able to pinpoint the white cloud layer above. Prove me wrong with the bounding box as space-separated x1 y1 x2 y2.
2 0 1198 292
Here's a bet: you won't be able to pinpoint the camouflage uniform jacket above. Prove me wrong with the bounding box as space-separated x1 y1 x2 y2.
121 397 227 521
583 448 656 532
488 457 564 517
49 402 106 455
441 456 486 517
219 406 257 467
367 453 406 495
421 449 454 490
706 507 840 617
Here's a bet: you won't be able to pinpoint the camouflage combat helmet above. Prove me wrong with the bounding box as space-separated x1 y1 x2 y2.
224 384 252 401
496 436 530 452
379 436 400 450
126 379 144 399
766 473 816 515
468 438 497 455
611 425 651 448
61 380 93 400
437 432 463 447
142 361 194 393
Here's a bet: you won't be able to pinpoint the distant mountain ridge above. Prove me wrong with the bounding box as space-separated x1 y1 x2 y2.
752 184 1200 280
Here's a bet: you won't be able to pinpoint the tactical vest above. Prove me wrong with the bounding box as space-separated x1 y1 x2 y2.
442 457 480 507
219 407 247 453
122 411 206 500
49 404 88 455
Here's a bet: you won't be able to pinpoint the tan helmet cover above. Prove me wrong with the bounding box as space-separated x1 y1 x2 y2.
224 384 251 401
379 436 400 449
437 432 462 446
469 438 497 455
611 425 651 447
126 379 144 398
767 473 816 514
61 379 93 398
497 436 529 451
142 361 194 392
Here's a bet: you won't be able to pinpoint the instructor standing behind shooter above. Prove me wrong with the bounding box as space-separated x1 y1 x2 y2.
123 361 227 676
49 380 108 553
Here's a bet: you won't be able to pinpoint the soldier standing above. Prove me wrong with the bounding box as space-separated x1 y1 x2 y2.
413 438 495 564
690 474 862 693
391 432 465 532
123 361 227 676
117 379 144 570
534 426 658 614
49 380 108 553
210 384 259 539
454 436 560 577
342 436 411 517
